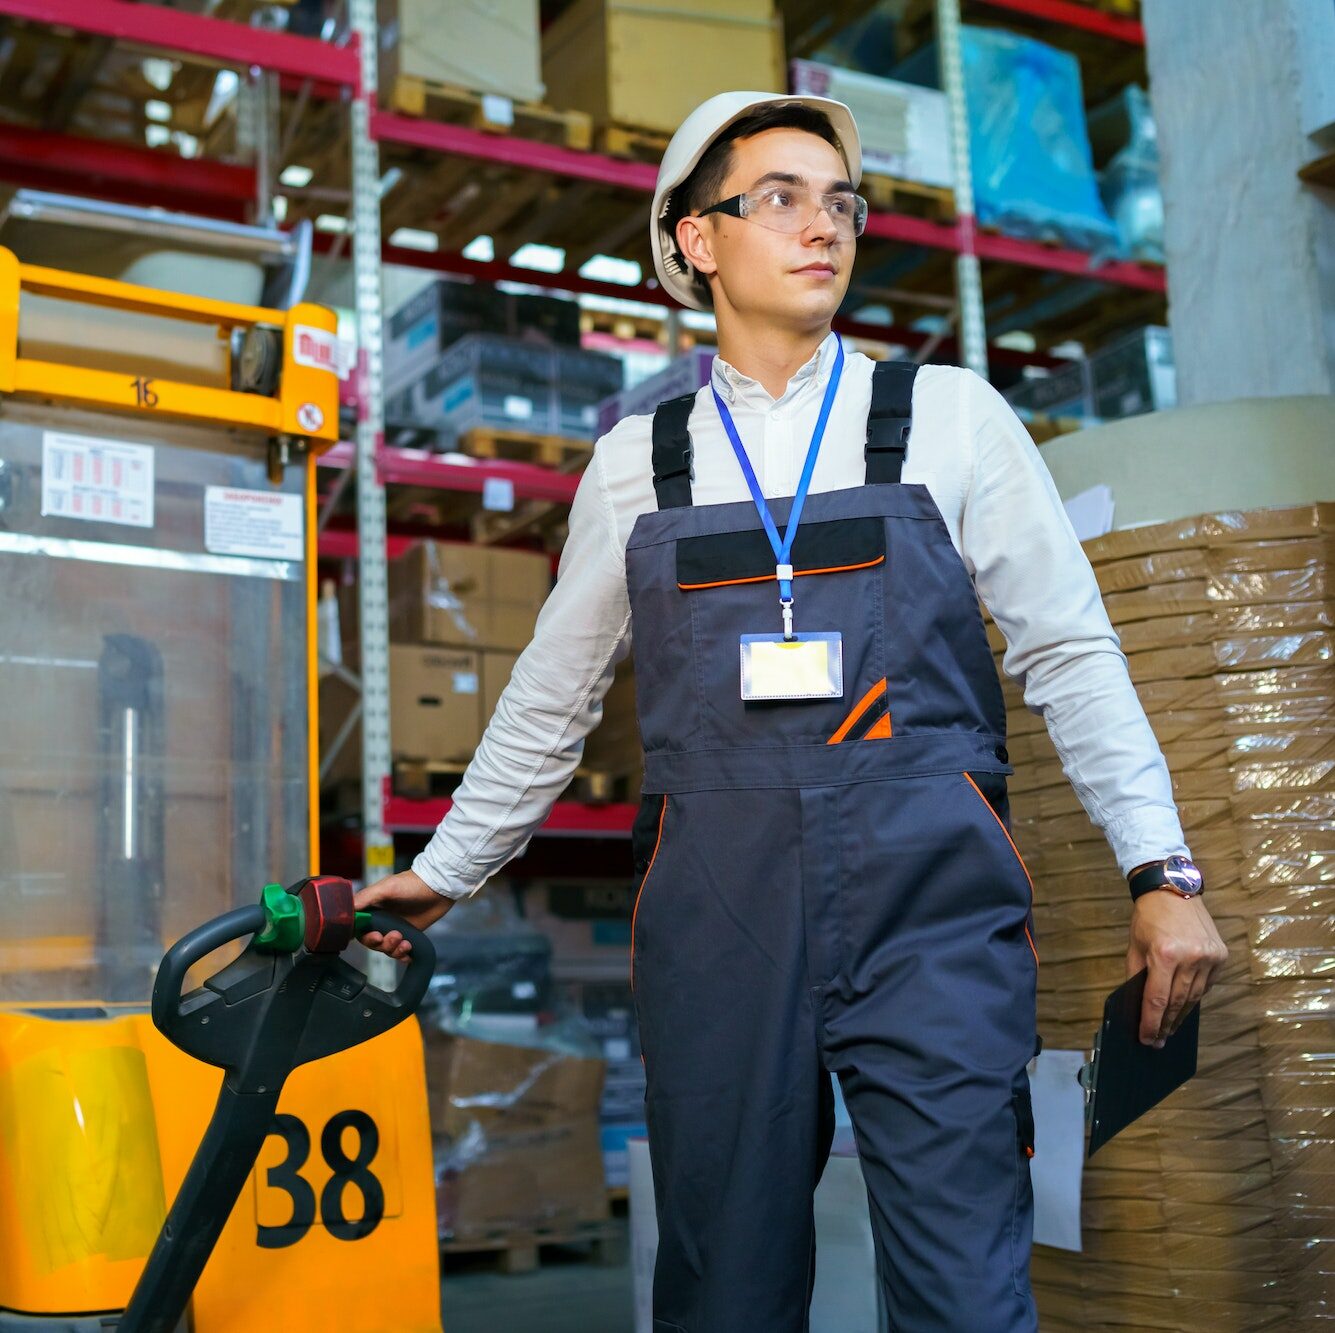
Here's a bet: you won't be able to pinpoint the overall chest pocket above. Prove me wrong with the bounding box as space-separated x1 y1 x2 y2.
675 516 888 747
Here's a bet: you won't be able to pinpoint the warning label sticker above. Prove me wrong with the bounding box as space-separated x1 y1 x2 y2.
204 486 304 561
41 431 155 528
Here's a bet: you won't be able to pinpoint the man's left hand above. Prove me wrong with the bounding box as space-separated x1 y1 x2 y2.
1127 892 1229 1048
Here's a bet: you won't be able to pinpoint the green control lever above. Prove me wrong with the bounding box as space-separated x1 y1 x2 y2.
254 877 374 954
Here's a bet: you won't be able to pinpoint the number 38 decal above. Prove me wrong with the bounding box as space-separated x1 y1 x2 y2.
257 1109 385 1248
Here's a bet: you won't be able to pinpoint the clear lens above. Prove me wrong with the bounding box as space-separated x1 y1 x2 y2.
743 185 866 238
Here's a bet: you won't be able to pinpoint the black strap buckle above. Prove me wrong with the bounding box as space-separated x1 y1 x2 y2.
866 416 911 452
652 445 693 485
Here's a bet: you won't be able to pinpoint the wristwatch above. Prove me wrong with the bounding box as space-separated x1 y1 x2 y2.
1128 855 1205 902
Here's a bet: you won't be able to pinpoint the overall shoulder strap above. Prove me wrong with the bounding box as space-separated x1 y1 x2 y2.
651 391 697 510
865 359 918 485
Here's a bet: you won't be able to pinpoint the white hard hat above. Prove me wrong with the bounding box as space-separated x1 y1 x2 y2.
650 91 862 312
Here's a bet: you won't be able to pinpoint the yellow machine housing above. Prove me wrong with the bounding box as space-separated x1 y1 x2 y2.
0 249 442 1330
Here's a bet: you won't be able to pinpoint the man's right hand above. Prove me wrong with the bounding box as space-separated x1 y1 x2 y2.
354 869 456 960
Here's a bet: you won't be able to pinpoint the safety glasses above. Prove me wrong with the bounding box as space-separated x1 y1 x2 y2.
698 183 868 240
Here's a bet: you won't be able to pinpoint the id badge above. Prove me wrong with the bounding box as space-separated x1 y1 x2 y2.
739 632 844 701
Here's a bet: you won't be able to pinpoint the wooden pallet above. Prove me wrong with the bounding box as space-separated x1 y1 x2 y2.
598 123 670 164
455 426 594 471
861 173 956 221
394 758 467 802
1061 0 1140 14
440 1217 624 1276
471 499 571 554
569 766 639 805
386 76 592 151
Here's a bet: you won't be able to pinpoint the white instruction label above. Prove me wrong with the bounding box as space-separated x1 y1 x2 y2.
204 486 304 560
482 476 515 512
42 432 154 528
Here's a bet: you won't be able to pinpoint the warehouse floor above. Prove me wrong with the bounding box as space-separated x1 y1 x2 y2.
440 1215 635 1333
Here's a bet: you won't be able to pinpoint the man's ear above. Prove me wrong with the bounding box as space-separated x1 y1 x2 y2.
675 213 717 280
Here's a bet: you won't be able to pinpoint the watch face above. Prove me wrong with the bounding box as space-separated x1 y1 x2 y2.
1164 855 1203 895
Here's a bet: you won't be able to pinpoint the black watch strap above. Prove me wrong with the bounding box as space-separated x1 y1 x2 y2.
1129 863 1170 900
1129 857 1203 901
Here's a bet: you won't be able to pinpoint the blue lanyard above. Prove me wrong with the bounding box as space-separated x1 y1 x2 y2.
711 337 845 635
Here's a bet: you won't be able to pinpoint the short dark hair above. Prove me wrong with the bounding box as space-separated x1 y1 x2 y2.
664 104 843 306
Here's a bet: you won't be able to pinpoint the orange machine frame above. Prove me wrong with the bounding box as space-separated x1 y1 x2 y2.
0 251 442 1330
0 245 340 868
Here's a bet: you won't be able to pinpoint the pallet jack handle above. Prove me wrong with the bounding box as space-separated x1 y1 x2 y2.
118 876 435 1333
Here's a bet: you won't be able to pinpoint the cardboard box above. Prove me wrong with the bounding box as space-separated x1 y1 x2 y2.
377 0 545 105
389 542 551 650
320 645 484 776
595 347 715 436
391 645 483 764
423 1029 608 1238
583 658 642 778
542 0 784 137
1089 324 1176 420
397 333 623 441
384 279 581 398
789 60 953 189
481 649 519 725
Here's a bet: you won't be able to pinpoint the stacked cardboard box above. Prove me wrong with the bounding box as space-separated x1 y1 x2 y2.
541 0 784 138
377 0 546 106
987 503 1334 1329
320 543 551 782
387 333 624 442
385 279 581 400
422 1027 610 1239
558 978 646 1191
583 656 643 801
1088 324 1176 420
388 542 551 652
788 60 953 190
595 347 715 437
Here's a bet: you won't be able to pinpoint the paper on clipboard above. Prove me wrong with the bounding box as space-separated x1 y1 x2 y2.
1029 1049 1086 1252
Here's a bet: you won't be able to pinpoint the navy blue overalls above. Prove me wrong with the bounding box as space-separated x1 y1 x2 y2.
625 361 1043 1332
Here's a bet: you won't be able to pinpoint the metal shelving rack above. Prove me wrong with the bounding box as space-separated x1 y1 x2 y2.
0 0 1159 874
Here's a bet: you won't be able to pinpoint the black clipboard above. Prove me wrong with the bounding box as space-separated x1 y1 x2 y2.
1077 966 1199 1158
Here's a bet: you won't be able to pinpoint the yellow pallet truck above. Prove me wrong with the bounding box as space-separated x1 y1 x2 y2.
0 250 443 1331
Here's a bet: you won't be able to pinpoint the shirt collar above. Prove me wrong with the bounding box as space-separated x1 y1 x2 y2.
709 331 840 408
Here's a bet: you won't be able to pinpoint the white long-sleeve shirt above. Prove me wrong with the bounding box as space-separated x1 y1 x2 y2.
413 331 1189 897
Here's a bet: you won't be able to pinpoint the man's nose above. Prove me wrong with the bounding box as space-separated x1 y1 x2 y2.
803 203 840 243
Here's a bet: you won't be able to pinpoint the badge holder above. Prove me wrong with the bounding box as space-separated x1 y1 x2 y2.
740 631 843 701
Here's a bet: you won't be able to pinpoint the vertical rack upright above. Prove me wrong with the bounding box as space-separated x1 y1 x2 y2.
347 0 396 940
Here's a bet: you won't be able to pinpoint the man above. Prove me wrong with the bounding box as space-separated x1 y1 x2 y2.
357 92 1229 1330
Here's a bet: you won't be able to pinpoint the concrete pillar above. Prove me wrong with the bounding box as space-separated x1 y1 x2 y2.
1142 0 1335 404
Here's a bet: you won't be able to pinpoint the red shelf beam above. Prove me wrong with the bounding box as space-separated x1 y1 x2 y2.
0 120 1163 302
0 0 360 85
974 0 1144 45
318 441 585 504
371 116 1161 294
972 231 1164 291
317 528 417 561
373 111 658 193
0 122 255 219
383 789 636 837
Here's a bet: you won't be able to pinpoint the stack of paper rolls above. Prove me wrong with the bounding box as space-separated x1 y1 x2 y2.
985 503 1334 1330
